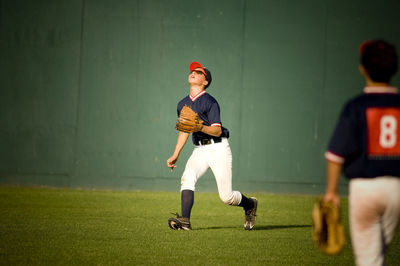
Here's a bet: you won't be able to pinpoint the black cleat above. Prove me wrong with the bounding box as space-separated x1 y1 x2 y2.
168 213 192 230
244 197 257 230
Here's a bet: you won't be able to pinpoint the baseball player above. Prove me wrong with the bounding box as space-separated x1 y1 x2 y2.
323 39 400 266
166 61 257 230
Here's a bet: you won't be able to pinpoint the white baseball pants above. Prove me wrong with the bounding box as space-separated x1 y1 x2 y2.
180 138 242 206
349 177 400 266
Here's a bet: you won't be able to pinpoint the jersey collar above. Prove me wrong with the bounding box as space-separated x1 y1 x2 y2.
189 90 206 102
364 86 398 94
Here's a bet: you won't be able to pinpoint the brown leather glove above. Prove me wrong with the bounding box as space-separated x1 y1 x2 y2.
312 198 345 255
175 105 203 133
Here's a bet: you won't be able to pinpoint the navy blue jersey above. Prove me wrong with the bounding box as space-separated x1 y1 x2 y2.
325 86 400 179
177 91 229 145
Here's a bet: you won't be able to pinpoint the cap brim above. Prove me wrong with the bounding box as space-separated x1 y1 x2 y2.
189 62 207 76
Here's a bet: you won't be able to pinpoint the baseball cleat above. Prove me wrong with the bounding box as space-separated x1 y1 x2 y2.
244 197 257 230
168 213 192 230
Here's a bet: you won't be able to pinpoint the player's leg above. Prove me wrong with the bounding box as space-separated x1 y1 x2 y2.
169 146 209 230
207 139 240 205
208 138 257 230
180 146 209 194
349 179 386 266
380 177 400 250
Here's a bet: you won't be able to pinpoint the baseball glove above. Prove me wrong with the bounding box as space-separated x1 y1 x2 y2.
312 198 345 255
175 105 203 133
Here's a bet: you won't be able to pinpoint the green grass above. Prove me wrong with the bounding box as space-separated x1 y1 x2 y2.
0 187 399 265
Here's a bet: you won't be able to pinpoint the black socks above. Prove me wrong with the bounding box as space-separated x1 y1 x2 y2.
181 189 194 219
238 193 254 211
182 190 253 218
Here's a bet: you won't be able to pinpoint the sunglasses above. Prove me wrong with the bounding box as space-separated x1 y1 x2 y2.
190 70 206 76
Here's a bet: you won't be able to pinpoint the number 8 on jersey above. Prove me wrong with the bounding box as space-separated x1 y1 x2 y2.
367 107 400 156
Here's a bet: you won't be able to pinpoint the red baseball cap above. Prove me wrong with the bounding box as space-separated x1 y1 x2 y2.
189 61 212 88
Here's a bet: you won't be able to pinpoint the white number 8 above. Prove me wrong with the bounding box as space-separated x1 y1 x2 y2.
380 115 397 148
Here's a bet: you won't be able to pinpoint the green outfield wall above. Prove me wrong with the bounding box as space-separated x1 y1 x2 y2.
1 0 400 194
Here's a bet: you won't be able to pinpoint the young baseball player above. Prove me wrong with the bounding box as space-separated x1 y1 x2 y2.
323 39 400 266
167 61 257 230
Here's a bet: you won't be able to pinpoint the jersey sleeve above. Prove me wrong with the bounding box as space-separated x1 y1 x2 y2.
177 101 185 117
325 103 359 164
208 101 222 127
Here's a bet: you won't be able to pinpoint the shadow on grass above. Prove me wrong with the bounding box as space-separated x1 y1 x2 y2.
252 224 311 230
196 224 311 231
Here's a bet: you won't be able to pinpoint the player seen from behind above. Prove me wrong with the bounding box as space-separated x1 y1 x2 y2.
323 39 400 266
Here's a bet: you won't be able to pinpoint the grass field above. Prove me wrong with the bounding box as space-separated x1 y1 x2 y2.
0 187 399 265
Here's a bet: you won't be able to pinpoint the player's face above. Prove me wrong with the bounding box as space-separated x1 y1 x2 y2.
188 68 207 86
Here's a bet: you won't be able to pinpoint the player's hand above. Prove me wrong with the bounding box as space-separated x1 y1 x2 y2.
167 155 178 172
323 192 340 207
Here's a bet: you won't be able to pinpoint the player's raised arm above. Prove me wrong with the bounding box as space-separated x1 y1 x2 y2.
200 124 222 137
